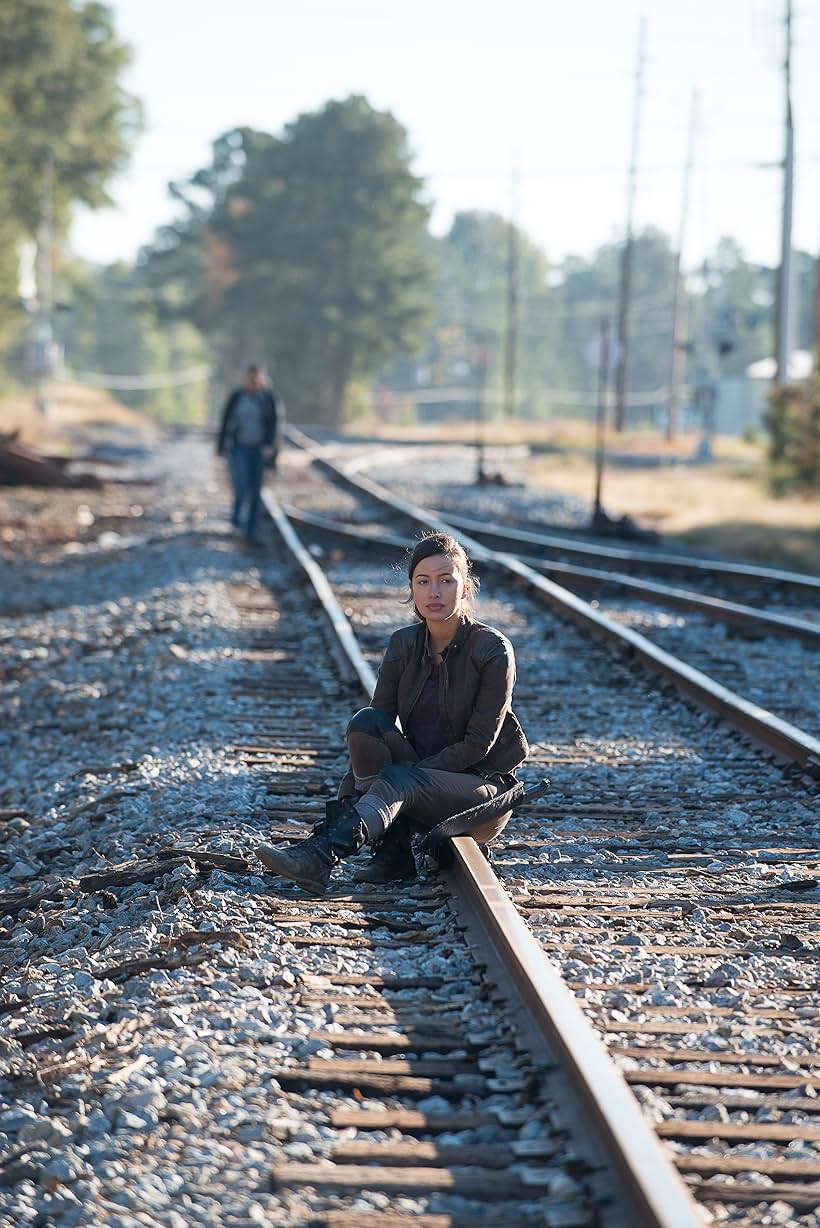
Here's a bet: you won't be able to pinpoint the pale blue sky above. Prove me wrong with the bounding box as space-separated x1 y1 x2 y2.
71 0 820 271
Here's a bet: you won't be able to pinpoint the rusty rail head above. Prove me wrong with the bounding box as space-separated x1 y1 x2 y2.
438 508 820 597
262 493 377 698
284 426 820 597
451 836 704 1228
282 502 820 647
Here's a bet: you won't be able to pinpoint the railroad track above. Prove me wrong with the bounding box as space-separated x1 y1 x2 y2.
330 436 820 609
258 436 820 1224
1 434 817 1227
258 500 703 1228
280 428 820 764
0 445 693 1228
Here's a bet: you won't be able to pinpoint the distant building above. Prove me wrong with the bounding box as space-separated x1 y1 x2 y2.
745 350 813 382
713 349 815 437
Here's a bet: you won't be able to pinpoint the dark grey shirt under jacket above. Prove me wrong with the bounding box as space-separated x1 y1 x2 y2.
404 662 451 760
370 614 528 777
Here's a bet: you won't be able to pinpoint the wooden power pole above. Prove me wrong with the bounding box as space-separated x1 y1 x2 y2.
667 90 698 441
502 165 519 420
774 0 794 385
613 17 646 432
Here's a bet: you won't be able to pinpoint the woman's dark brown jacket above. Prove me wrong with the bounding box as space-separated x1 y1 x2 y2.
370 614 528 777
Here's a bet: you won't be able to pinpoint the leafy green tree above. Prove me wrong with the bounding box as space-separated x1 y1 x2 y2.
766 376 820 491
60 260 208 424
432 211 557 417
686 237 774 377
0 0 140 367
145 97 432 423
552 230 679 423
412 220 678 425
0 0 140 232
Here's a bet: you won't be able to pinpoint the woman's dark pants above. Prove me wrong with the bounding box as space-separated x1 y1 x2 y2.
346 707 511 843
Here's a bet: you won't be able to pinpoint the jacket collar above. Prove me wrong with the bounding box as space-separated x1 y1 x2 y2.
421 612 474 660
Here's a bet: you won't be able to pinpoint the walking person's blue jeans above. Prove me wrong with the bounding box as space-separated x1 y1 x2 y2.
228 445 264 541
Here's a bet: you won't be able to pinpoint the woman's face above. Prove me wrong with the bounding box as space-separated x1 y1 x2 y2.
411 552 468 626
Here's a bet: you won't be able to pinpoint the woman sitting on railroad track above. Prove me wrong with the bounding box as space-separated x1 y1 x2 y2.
255 531 530 894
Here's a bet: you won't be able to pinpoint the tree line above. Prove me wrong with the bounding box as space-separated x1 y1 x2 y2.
1 0 818 463
0 0 138 349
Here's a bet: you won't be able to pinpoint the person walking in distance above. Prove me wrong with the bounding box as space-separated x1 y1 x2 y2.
216 365 279 543
255 532 532 893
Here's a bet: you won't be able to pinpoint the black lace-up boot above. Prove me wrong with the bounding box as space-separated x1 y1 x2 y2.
255 798 367 893
352 817 416 885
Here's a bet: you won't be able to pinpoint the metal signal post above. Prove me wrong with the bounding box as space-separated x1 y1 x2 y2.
593 317 611 522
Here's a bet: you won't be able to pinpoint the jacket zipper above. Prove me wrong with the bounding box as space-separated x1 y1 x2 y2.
439 658 454 739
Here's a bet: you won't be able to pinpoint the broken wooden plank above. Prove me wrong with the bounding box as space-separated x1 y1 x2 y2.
268 913 427 934
93 949 212 983
0 882 73 918
0 437 102 488
78 857 191 893
161 928 250 952
156 846 255 874
14 1025 76 1050
308 974 447 989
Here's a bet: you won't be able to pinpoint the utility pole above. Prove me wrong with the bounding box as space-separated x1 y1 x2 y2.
614 16 646 432
474 340 490 484
502 164 519 420
34 154 56 416
813 248 820 363
593 317 611 524
667 90 698 441
774 0 794 385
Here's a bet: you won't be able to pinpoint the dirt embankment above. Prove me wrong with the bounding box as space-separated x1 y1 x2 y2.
0 383 158 452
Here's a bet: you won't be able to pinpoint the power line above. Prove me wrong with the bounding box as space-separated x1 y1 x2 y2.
63 364 211 390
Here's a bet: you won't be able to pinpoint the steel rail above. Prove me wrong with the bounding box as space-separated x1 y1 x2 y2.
286 428 820 598
281 503 820 647
261 487 705 1228
429 509 820 599
283 428 820 775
